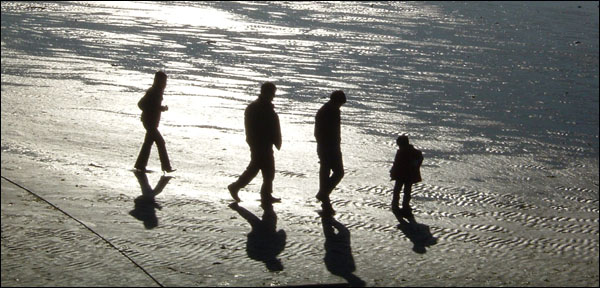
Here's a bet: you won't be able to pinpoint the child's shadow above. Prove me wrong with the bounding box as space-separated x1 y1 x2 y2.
130 171 173 229
229 202 286 272
392 208 437 254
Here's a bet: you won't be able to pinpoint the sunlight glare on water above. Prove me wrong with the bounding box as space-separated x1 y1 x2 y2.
96 1 245 30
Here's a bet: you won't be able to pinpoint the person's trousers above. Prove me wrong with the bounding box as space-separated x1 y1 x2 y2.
391 181 412 209
317 148 344 199
135 127 171 171
231 149 275 198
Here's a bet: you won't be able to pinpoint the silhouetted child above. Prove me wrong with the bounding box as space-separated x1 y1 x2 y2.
134 71 175 173
390 135 423 216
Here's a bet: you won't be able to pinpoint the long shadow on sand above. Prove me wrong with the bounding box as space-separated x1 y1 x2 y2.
320 215 366 287
129 171 173 229
392 208 437 254
229 202 286 272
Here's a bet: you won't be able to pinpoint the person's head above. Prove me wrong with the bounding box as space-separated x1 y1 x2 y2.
259 82 276 101
153 71 167 90
397 135 409 147
330 90 346 107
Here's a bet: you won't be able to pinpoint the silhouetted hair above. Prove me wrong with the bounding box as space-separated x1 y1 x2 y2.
153 71 167 88
260 82 276 97
330 90 346 104
397 135 409 147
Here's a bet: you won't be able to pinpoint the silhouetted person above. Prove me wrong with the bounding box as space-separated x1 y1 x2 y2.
315 90 346 215
229 202 286 271
134 71 175 173
321 216 366 287
390 135 423 216
228 82 282 206
130 171 172 229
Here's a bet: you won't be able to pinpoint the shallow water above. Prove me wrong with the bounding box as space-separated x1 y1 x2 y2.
2 0 598 194
1 1 598 286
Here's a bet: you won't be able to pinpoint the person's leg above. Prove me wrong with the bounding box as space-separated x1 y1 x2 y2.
260 152 279 203
317 159 331 201
391 180 402 210
135 130 154 170
402 182 413 211
229 151 260 202
316 148 331 201
151 129 172 171
326 150 344 197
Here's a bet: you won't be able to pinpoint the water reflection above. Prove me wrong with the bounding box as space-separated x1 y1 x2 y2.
96 2 245 30
129 171 173 229
229 202 286 272
321 216 366 287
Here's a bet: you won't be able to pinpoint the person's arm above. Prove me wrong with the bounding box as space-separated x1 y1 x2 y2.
138 95 148 111
273 112 282 150
335 109 342 145
417 150 423 166
314 109 323 143
390 151 400 179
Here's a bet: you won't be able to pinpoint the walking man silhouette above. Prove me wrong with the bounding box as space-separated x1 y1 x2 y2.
228 82 282 206
134 71 175 173
315 90 346 214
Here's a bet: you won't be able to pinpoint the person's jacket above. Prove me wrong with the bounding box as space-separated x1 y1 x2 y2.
245 98 282 151
138 87 163 128
390 145 423 183
314 101 341 151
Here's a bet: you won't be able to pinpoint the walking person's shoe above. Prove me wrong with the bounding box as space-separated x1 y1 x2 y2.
228 184 241 202
134 167 148 173
320 202 336 216
316 191 328 202
162 167 177 174
260 194 280 209
263 194 281 203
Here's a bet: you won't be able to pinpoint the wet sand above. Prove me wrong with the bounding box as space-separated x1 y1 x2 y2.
2 142 598 286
